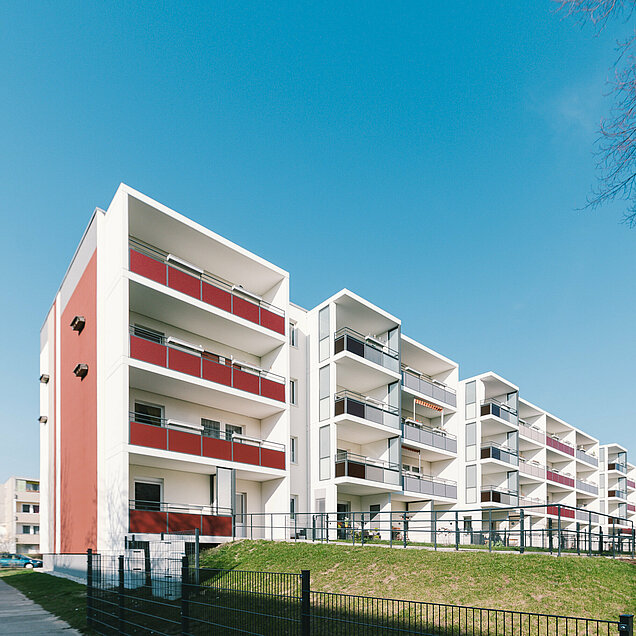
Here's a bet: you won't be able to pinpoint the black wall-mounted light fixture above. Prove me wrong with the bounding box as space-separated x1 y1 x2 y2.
38 415 48 423
39 373 50 384
73 363 89 379
70 315 86 333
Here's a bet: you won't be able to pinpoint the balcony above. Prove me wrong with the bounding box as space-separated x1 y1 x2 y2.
519 495 545 507
402 472 457 499
575 479 598 495
607 462 627 473
546 505 575 520
607 489 627 499
334 390 400 431
334 328 399 374
129 500 232 536
334 451 401 486
480 399 517 425
480 442 519 466
401 419 457 454
575 509 600 523
401 367 456 408
628 479 635 490
628 504 635 513
480 487 518 506
129 413 285 470
129 241 285 336
519 459 546 480
129 327 285 403
518 420 545 444
546 436 575 457
575 448 598 467
546 469 575 488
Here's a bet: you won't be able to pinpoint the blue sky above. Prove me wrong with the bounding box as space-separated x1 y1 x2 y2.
0 2 634 481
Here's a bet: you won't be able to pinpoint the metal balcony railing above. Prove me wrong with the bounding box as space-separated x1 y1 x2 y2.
608 462 627 473
575 508 600 523
334 451 401 486
607 489 627 499
333 327 400 373
518 420 545 444
401 366 456 408
401 418 457 454
546 468 575 488
402 472 457 499
129 500 233 535
546 435 575 457
575 479 598 495
518 495 546 507
334 390 400 429
480 442 519 466
480 399 518 425
575 448 598 466
518 458 546 479
480 487 518 506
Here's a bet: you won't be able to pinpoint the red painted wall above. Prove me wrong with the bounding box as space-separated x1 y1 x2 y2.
60 251 97 552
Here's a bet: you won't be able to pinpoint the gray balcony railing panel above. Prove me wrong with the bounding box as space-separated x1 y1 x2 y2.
519 460 546 479
518 422 545 443
575 509 600 523
334 329 400 373
403 475 457 499
335 451 401 486
575 479 598 495
334 393 401 430
576 449 598 466
402 421 457 454
480 400 518 425
401 370 457 408
481 444 519 466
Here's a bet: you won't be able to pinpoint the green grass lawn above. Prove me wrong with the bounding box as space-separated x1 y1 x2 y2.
199 540 636 620
0 568 91 633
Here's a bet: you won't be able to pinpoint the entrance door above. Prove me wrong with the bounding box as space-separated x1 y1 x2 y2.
235 493 246 538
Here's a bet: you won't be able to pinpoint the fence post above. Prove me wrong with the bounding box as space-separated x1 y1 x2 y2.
86 549 93 628
361 514 365 546
631 528 635 559
433 510 437 551
403 512 408 549
612 518 616 559
599 527 603 555
195 528 200 586
181 555 190 636
519 510 525 554
488 509 492 553
455 511 459 551
576 522 580 556
557 505 562 557
301 570 311 636
619 614 633 636
118 555 125 634
588 512 592 557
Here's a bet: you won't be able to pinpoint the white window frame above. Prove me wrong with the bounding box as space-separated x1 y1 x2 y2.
289 322 298 347
290 436 298 464
134 477 164 506
289 379 298 406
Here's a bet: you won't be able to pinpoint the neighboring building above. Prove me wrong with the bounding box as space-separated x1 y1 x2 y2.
0 477 41 554
39 184 633 555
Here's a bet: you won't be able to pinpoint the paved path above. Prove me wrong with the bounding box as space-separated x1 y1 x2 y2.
0 578 81 634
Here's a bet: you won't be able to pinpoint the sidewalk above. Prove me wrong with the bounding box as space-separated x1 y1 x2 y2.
0 579 81 635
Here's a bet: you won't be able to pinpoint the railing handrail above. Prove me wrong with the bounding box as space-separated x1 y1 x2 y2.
129 412 285 451
334 389 399 414
402 471 457 487
400 366 456 395
518 419 543 433
335 450 400 471
129 325 285 385
129 499 232 516
481 486 519 495
480 440 518 455
547 434 574 448
129 237 285 317
519 457 546 469
334 326 399 358
547 467 573 478
481 397 518 416
575 477 598 488
401 417 457 441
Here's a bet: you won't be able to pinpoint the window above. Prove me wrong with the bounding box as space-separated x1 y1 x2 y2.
319 306 330 361
134 480 162 511
465 381 476 419
319 365 330 421
290 495 298 519
134 402 164 426
201 418 221 438
133 324 164 344
319 425 330 480
289 379 298 406
465 421 476 462
26 482 39 492
22 526 31 534
33 505 39 513
22 504 30 513
290 437 298 464
369 504 381 521
226 424 243 438
289 322 298 347
33 526 39 534
466 465 477 504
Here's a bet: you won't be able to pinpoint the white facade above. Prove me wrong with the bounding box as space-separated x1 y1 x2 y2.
0 477 41 554
39 185 634 554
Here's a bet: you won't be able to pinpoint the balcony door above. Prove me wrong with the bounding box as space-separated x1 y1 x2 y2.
235 493 246 538
134 480 162 511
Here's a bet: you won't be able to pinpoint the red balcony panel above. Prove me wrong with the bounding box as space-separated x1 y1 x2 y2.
260 308 285 335
202 359 232 386
168 348 201 377
260 378 286 402
627 479 635 489
547 470 574 488
167 512 202 533
233 368 260 394
201 515 232 537
232 296 259 324
130 335 167 367
546 437 574 456
167 267 201 300
202 281 232 313
130 421 167 451
203 436 232 461
547 506 575 519
628 504 635 512
129 510 167 533
232 442 260 465
261 448 285 470
168 430 201 456
130 249 166 286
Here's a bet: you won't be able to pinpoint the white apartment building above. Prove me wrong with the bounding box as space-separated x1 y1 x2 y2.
0 477 41 554
39 185 634 555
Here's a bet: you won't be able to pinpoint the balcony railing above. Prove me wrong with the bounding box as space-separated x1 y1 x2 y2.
401 367 457 408
402 472 457 499
575 508 600 523
129 239 285 335
575 479 598 495
334 390 400 430
518 420 545 444
129 500 232 536
519 495 546 507
546 469 575 488
334 451 400 486
480 442 519 466
129 327 286 402
628 503 636 513
480 487 518 506
129 413 285 470
546 436 575 457
401 418 457 454
607 462 627 473
334 328 399 373
607 489 627 499
546 505 575 519
518 459 546 479
628 479 636 489
575 448 598 467
480 399 518 425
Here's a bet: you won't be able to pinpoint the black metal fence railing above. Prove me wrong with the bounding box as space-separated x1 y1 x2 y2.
87 550 632 636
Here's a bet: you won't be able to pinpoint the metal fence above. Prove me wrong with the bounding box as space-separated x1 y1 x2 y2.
87 551 632 636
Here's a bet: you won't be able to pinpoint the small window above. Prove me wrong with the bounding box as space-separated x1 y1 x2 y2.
133 324 164 344
134 481 162 511
290 495 298 519
33 526 39 534
201 418 221 438
22 526 31 534
226 424 243 438
369 504 381 520
22 504 30 513
289 322 298 347
289 379 298 406
290 437 298 464
134 402 164 426
33 505 39 514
